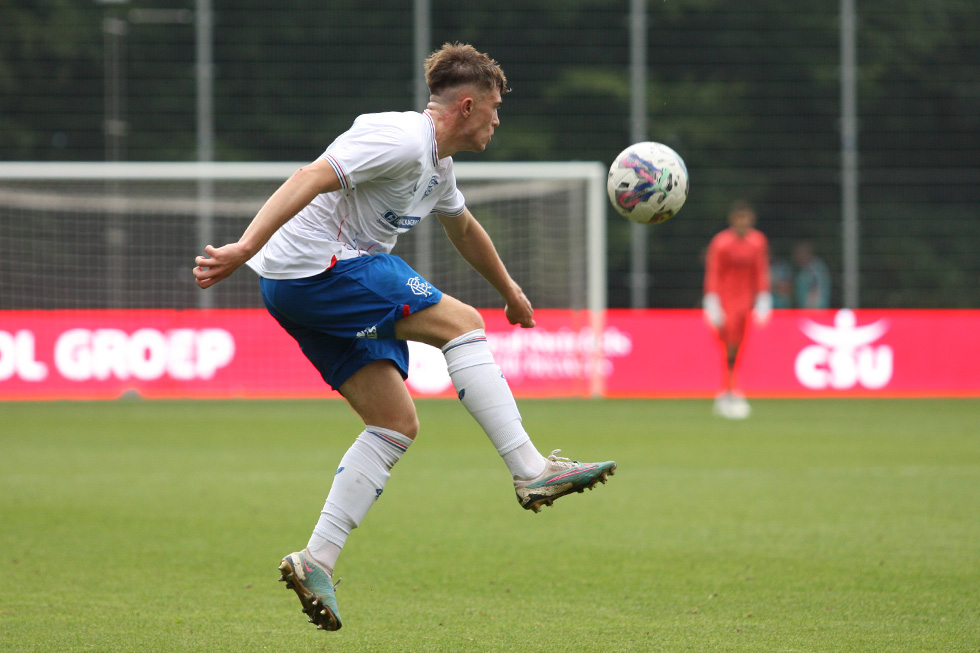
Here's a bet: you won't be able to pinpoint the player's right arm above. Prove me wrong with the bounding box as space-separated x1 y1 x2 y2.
702 235 725 327
193 159 342 289
437 208 535 328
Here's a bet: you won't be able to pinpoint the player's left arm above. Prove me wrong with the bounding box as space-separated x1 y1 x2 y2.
753 233 773 324
437 209 535 328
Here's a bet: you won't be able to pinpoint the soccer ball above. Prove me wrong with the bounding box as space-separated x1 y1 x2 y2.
606 142 689 224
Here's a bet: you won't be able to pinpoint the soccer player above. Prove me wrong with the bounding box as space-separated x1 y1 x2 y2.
192 43 615 632
702 199 772 419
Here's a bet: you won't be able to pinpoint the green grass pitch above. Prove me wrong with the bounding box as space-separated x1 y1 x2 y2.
1 398 978 652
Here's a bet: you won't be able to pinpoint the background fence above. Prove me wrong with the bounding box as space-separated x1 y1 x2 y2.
2 0 978 309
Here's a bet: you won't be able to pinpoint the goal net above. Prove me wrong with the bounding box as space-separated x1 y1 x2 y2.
0 162 606 316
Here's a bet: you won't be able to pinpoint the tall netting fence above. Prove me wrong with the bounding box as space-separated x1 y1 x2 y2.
0 174 272 311
0 163 605 313
2 2 977 308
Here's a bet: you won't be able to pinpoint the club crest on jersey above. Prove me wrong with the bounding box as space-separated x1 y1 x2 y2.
406 276 432 297
412 175 439 198
381 210 421 231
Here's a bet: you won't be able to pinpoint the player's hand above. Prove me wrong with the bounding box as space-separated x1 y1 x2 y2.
702 293 725 328
504 288 535 328
705 310 725 328
193 243 250 289
753 291 773 326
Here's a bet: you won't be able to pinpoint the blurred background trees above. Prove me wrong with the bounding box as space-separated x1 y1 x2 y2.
1 0 977 308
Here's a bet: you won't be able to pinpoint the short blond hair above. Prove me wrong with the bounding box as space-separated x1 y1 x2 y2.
424 42 509 97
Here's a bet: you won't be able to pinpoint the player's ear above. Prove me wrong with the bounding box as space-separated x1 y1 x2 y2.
459 95 473 118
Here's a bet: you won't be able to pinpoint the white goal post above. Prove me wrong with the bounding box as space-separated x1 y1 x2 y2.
0 161 607 316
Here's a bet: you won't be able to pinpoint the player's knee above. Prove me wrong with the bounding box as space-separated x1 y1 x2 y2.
726 347 739 368
430 297 484 341
366 412 418 440
455 302 484 333
397 413 420 440
374 400 419 440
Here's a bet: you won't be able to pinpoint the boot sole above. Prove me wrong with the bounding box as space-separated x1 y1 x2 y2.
278 557 342 631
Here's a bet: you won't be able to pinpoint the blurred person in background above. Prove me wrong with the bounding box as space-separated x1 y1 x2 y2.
770 256 794 309
793 240 832 309
703 200 771 419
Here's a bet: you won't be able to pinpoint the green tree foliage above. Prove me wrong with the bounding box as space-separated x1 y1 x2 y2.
0 0 976 307
0 0 102 158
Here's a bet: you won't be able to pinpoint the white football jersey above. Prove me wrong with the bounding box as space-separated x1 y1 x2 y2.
247 111 466 279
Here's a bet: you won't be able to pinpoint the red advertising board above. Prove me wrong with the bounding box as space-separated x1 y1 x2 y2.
599 309 980 398
1 309 978 400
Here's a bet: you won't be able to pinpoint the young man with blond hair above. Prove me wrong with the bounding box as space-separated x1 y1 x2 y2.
193 42 615 632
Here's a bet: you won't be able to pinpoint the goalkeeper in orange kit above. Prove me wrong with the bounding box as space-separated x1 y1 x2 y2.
702 200 771 419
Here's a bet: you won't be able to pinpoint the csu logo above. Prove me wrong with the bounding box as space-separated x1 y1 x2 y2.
794 310 893 390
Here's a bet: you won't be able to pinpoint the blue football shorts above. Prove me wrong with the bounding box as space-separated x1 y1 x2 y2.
259 253 443 391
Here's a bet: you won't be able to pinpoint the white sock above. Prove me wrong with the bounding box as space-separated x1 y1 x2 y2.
502 441 550 481
307 427 412 573
441 329 546 480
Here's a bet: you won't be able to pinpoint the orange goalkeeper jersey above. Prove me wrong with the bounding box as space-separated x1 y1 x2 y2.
704 227 770 313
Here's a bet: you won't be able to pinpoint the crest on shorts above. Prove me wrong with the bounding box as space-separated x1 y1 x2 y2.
406 276 432 297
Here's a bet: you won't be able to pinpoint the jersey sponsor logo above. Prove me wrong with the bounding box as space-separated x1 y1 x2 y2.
380 210 421 232
406 276 432 297
794 309 893 390
356 325 378 339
